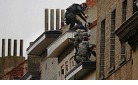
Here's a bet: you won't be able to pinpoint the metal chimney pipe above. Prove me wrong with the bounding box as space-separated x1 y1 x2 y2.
50 9 54 30
61 9 65 27
20 40 23 56
45 9 49 31
13 40 17 56
2 39 5 57
56 9 60 30
8 39 11 56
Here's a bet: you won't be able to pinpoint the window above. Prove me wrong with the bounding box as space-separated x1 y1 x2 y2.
122 0 127 22
65 61 69 74
61 69 64 74
99 19 105 79
120 43 126 65
61 66 64 80
120 0 127 65
70 56 74 69
109 9 116 72
61 65 64 75
66 65 68 72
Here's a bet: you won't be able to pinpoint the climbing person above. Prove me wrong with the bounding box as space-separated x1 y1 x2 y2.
74 36 92 64
73 28 91 64
73 29 84 63
73 29 84 54
65 2 88 31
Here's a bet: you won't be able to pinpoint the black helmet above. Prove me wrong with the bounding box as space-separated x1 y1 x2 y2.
82 3 87 8
81 3 87 11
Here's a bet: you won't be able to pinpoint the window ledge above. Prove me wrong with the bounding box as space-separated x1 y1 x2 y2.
109 66 115 74
119 57 126 66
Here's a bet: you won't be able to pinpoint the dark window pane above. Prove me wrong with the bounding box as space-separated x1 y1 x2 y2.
99 19 105 78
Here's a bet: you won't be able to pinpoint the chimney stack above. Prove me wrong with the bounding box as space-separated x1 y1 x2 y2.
2 39 5 57
61 9 65 27
8 39 11 56
56 9 60 30
45 9 49 31
50 9 54 30
13 40 17 56
20 40 23 56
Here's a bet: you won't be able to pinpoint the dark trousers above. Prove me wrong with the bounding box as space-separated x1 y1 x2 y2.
65 12 85 30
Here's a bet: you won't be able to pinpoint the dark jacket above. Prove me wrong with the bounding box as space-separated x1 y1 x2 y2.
66 4 86 22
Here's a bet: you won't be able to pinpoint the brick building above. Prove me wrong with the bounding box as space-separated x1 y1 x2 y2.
0 39 27 80
25 0 138 80
96 0 138 79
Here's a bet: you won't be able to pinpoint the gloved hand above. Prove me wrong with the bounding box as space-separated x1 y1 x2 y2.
85 21 90 26
84 14 88 18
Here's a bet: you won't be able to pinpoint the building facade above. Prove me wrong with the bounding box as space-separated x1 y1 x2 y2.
0 39 27 80
26 0 97 80
115 0 138 80
26 0 138 80
96 0 138 80
26 9 64 80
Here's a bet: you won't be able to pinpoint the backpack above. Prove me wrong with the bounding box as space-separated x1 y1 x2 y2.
77 41 89 57
66 4 80 15
73 32 83 47
66 4 77 11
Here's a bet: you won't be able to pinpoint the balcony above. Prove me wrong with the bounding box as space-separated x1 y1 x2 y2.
47 31 75 57
115 12 138 50
26 31 62 56
20 71 40 80
20 72 32 80
65 61 96 80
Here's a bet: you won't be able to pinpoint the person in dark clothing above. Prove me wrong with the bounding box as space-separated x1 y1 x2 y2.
65 3 88 31
90 44 96 57
75 36 91 64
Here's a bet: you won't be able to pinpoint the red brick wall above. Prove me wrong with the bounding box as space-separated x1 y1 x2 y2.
86 0 95 8
0 57 25 80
